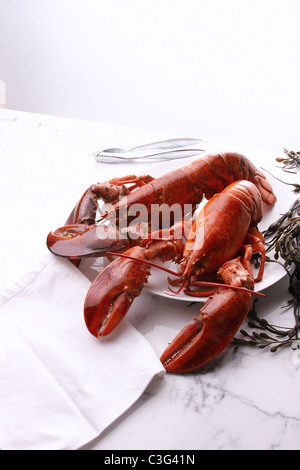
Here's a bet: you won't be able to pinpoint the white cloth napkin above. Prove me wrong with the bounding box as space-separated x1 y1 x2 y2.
0 251 165 450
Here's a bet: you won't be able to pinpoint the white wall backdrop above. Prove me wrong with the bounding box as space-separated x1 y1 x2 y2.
0 0 300 149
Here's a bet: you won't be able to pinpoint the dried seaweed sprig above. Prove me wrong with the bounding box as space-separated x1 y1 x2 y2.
261 167 300 193
264 216 300 267
263 219 300 312
276 148 300 173
232 300 300 352
263 195 300 238
232 196 300 352
264 197 300 328
286 266 300 327
264 193 300 331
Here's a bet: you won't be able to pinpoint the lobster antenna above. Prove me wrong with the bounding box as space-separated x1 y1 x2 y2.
107 252 266 298
107 252 179 276
190 280 265 298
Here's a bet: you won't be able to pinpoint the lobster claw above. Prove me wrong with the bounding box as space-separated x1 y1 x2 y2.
84 246 150 337
160 258 255 373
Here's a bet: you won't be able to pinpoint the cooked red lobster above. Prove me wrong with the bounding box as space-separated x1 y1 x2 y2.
46 152 276 373
47 152 275 258
84 180 267 372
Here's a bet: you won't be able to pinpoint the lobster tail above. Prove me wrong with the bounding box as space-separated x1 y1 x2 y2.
253 173 276 206
189 152 276 206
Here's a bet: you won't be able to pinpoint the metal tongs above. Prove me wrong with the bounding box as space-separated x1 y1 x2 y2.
94 138 205 163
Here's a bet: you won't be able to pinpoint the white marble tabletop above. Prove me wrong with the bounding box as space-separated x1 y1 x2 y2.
1 108 299 451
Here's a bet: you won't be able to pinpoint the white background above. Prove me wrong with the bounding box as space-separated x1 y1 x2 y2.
0 0 300 150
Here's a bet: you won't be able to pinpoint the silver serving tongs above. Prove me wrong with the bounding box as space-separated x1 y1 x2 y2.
94 138 205 163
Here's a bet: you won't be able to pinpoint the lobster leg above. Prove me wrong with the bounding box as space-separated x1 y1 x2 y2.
160 258 254 373
65 182 128 226
66 175 153 226
108 174 154 189
240 227 266 282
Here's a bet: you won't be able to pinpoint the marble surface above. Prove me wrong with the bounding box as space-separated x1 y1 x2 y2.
1 108 300 450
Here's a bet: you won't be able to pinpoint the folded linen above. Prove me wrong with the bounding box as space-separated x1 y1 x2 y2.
0 252 164 450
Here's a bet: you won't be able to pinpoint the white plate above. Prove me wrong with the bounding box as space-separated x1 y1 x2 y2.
142 151 293 302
